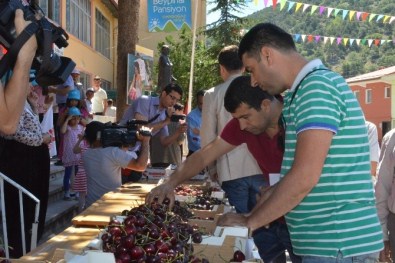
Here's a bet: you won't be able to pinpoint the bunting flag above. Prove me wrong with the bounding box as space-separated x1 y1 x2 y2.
289 32 395 47
262 0 395 24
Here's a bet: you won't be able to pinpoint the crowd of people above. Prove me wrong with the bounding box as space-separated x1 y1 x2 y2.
0 9 393 263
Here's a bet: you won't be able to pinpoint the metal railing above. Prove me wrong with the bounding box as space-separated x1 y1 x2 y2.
0 172 40 258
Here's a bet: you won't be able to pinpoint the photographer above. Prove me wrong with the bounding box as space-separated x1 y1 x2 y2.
83 121 151 207
119 83 187 181
0 9 37 135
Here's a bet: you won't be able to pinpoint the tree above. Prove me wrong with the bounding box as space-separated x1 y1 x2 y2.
116 0 140 121
205 0 248 56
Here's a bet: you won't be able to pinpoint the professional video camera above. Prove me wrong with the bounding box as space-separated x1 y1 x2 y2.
101 120 152 148
0 0 75 86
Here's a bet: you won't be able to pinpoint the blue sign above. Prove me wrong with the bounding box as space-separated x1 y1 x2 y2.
147 0 192 32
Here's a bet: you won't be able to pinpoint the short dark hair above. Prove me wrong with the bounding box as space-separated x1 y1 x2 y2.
85 121 104 145
218 45 243 72
163 83 183 97
224 75 274 113
196 90 205 98
238 23 296 61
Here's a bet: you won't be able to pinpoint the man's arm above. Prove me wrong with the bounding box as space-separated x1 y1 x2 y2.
146 137 235 206
218 129 332 230
103 98 108 114
0 10 37 134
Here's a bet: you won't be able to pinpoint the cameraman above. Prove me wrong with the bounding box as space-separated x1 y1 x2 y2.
83 121 150 207
0 10 37 135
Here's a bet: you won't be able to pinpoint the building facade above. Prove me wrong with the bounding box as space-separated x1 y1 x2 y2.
347 66 395 142
36 0 206 101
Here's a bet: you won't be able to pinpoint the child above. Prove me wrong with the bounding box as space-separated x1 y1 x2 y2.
56 89 89 165
61 106 84 200
72 132 89 211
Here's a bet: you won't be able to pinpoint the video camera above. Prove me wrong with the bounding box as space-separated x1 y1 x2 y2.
0 0 75 86
101 120 152 148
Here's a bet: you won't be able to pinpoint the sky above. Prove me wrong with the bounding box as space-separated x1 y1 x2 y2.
206 1 266 24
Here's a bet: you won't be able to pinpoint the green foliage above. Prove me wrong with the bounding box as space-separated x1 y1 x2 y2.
244 0 395 77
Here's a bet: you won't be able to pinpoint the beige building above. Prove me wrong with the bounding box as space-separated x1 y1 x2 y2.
39 0 206 100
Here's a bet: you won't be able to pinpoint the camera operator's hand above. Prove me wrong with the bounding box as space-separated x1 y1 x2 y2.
137 126 152 143
176 123 187 134
15 9 37 60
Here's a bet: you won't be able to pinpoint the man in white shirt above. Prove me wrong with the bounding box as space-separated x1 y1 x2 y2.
91 75 107 115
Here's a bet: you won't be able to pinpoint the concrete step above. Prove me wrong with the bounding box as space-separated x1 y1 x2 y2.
40 198 79 245
48 176 64 204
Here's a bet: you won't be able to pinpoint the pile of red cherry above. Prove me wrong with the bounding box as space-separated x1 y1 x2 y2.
101 200 208 262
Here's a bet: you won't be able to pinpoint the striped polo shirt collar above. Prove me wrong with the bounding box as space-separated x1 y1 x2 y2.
290 59 323 92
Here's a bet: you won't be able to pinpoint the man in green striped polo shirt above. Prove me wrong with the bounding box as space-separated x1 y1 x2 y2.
218 23 383 262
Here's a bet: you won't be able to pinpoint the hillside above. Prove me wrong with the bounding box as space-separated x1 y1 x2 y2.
244 0 395 78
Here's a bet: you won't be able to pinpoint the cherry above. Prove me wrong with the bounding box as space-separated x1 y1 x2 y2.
124 224 137 236
143 243 156 255
192 232 203 243
129 246 145 259
233 250 246 262
101 233 110 242
109 218 121 226
121 235 135 249
109 226 122 237
117 252 131 263
123 215 137 227
155 239 169 253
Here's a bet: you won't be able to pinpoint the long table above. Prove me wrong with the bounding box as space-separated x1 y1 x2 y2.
21 180 208 262
21 182 158 262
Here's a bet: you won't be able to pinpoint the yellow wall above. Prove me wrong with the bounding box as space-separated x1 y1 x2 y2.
57 0 206 90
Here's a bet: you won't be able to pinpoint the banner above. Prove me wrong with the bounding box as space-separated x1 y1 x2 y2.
147 0 192 32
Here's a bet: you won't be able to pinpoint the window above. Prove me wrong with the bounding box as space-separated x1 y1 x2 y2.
38 0 61 25
366 89 372 104
101 79 112 91
79 72 91 91
353 90 360 101
385 86 391 98
66 0 91 45
95 9 111 59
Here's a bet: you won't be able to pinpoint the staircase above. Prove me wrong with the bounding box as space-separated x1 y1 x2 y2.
39 161 79 245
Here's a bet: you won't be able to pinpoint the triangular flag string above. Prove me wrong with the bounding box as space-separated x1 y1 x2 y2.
263 0 395 24
287 32 394 48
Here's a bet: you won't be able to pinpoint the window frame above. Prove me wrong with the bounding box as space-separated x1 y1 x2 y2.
66 0 91 45
95 8 111 59
365 89 372 104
